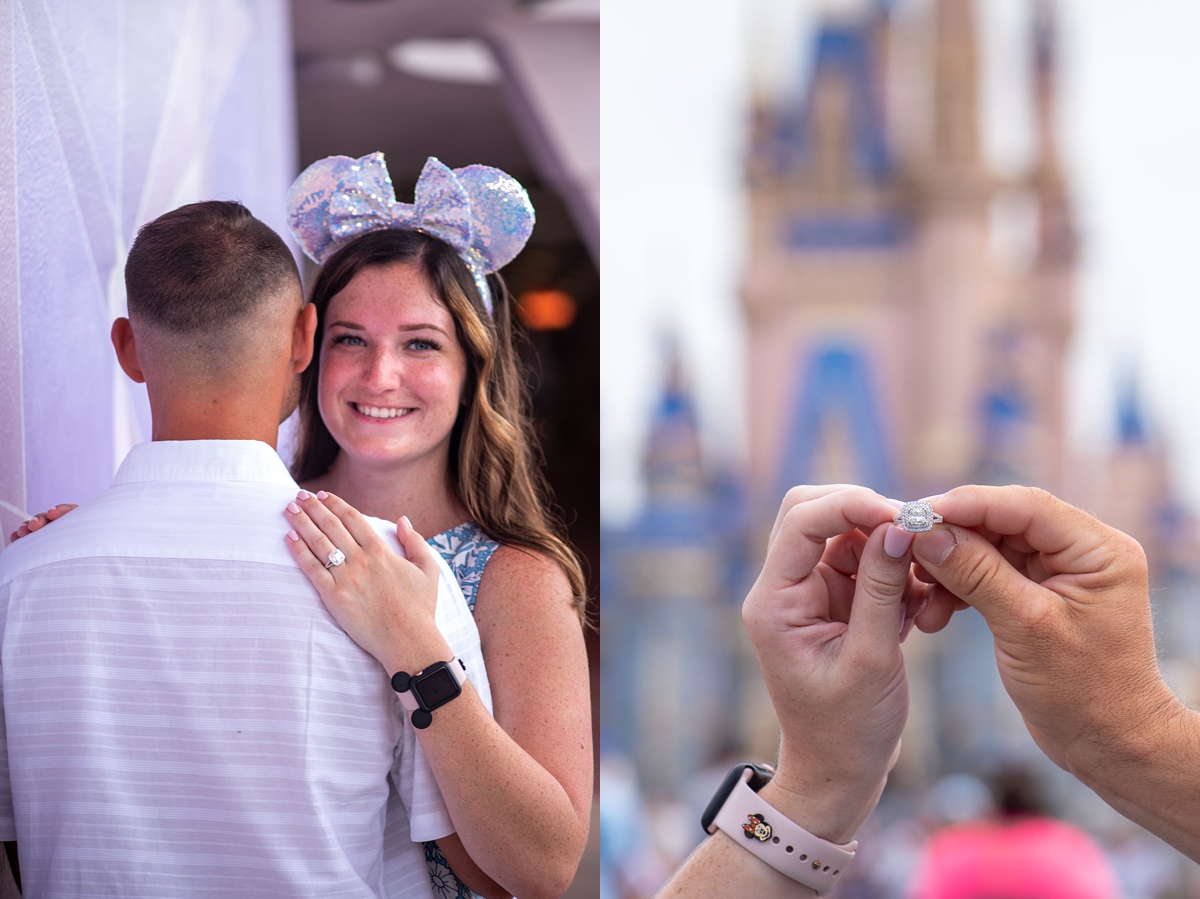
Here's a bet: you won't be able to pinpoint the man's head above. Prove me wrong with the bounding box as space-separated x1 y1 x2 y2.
113 201 316 442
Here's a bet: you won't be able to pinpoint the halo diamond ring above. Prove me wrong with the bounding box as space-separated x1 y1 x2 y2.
894 500 942 533
325 548 346 569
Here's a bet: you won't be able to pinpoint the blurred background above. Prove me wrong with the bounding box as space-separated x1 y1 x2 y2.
601 0 1200 896
0 0 597 894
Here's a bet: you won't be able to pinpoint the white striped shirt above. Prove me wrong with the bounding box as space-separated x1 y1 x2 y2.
0 440 489 898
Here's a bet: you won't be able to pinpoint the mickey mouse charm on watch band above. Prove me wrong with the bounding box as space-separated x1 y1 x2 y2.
894 500 942 532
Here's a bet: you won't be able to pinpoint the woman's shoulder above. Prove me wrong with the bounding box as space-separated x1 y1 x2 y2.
477 543 575 617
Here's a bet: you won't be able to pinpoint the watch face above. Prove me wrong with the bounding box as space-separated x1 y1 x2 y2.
416 664 461 709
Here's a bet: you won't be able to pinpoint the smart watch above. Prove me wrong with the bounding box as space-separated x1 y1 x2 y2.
391 658 467 729
701 763 857 895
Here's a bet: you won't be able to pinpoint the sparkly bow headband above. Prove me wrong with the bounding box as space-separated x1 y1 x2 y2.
285 152 535 314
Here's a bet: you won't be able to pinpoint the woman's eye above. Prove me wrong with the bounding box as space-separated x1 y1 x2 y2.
408 338 441 351
331 333 366 347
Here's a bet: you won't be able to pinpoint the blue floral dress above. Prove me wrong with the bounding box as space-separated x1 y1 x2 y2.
424 521 501 899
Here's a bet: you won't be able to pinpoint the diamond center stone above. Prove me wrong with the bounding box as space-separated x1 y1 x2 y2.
898 501 938 532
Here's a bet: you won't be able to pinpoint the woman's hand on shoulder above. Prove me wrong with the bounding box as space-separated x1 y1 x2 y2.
9 504 76 543
284 489 446 672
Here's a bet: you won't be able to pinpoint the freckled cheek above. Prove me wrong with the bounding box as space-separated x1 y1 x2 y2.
316 355 361 430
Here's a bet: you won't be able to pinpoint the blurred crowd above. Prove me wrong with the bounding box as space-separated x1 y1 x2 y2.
600 748 1200 899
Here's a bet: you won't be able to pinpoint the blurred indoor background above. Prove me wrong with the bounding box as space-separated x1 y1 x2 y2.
0 0 598 894
601 0 1200 896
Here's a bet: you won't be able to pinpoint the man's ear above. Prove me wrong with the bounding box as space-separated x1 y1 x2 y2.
110 317 146 384
292 303 318 373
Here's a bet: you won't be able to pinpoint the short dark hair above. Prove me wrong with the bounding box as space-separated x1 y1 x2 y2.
124 200 300 333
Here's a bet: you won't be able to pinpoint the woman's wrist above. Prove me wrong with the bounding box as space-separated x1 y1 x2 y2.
765 758 887 845
380 621 455 679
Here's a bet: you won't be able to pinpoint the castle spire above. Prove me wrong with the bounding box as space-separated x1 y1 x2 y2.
931 0 982 175
1030 0 1076 264
1032 0 1063 185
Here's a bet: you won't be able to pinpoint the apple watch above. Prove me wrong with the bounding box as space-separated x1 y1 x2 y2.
701 763 857 895
391 658 467 729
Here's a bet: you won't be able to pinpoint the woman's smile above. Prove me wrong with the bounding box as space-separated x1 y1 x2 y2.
351 402 415 420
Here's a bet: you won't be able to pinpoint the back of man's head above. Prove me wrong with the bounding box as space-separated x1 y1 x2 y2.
117 201 313 440
124 201 302 379
126 200 298 331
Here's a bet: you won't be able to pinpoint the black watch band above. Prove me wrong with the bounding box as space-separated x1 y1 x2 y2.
391 658 467 729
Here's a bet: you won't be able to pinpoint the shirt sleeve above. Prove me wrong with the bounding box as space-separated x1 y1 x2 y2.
392 703 454 843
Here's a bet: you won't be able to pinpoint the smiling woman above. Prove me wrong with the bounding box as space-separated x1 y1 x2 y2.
312 261 468 487
283 153 593 899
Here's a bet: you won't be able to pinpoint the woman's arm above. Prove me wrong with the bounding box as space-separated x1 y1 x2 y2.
285 491 591 899
659 486 920 896
422 545 592 898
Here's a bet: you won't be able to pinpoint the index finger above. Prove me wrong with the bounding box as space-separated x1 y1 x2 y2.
929 485 1123 576
309 491 388 549
762 488 899 588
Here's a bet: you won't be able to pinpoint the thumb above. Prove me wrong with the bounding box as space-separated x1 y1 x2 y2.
846 524 913 648
912 525 1037 625
395 515 440 581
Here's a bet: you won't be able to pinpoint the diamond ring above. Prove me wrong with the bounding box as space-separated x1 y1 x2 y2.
325 548 346 569
894 500 943 533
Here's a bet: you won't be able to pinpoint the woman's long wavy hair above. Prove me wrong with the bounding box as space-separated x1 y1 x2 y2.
291 229 588 624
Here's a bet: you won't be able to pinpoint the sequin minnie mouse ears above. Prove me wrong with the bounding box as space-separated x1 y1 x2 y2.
285 151 535 314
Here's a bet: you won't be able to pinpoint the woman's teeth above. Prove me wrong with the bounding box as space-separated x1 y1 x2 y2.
354 404 411 419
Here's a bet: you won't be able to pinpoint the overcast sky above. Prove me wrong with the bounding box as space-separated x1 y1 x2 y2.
601 0 1200 524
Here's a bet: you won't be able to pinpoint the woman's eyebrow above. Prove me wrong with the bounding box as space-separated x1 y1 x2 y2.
396 323 450 334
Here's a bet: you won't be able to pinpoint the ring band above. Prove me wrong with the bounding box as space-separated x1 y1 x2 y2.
325 549 346 569
894 500 942 533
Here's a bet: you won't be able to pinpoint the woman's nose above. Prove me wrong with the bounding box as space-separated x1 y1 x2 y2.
363 347 402 388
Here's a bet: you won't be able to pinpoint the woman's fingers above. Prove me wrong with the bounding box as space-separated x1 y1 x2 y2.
307 491 381 548
285 524 334 586
285 493 353 574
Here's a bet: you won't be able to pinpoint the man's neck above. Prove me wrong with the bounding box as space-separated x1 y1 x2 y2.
149 398 280 449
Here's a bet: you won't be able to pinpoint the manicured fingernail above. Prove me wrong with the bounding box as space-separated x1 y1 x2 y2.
885 498 905 510
286 529 300 542
914 528 956 566
287 502 301 515
883 525 914 559
297 490 310 501
400 515 411 528
316 491 329 500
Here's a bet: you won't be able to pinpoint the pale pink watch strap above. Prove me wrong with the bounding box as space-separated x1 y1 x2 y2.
709 767 857 894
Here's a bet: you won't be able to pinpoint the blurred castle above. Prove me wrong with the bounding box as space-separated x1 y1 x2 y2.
602 0 1200 802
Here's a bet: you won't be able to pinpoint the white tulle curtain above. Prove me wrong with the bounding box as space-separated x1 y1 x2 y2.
0 0 297 545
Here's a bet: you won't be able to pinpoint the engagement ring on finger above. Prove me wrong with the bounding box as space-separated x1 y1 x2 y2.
325 548 346 569
894 500 942 533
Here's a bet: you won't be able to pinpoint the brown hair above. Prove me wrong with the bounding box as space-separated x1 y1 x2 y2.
125 200 299 333
291 229 588 623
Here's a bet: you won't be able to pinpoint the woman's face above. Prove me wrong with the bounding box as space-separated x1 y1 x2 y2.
317 261 468 473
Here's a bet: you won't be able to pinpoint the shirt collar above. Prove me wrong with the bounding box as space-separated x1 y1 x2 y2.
113 440 299 490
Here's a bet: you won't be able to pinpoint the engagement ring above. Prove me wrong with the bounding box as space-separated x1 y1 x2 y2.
894 501 942 533
325 548 346 569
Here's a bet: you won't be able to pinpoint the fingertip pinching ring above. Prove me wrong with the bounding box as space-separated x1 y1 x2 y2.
325 548 346 569
894 500 943 533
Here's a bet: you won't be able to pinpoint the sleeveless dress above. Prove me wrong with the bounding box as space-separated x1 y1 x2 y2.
424 521 501 899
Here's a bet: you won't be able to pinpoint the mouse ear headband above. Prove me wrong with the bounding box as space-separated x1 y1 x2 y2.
285 152 535 315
